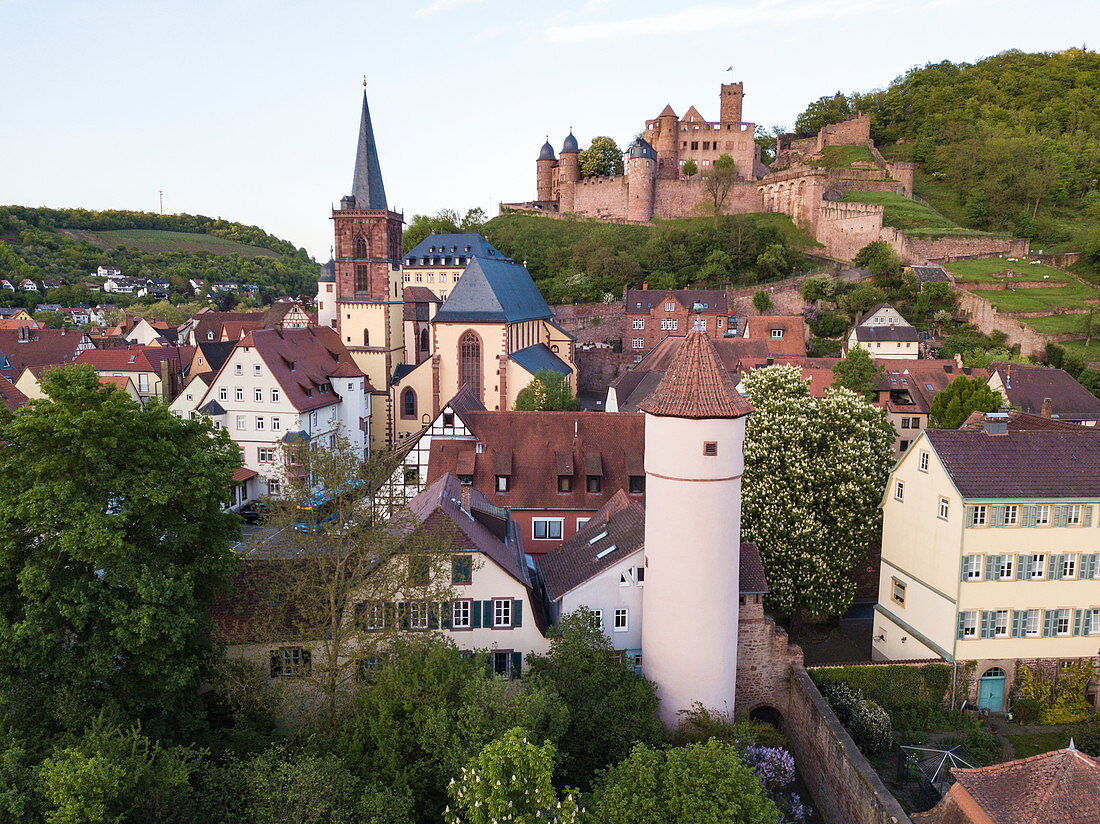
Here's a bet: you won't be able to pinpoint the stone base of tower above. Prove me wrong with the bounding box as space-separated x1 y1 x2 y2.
734 593 804 714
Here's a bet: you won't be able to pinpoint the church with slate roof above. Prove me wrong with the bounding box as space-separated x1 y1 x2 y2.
317 90 577 448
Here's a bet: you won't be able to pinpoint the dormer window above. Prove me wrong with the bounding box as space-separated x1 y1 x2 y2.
770 329 784 338
586 476 602 493
558 476 573 493
496 475 510 492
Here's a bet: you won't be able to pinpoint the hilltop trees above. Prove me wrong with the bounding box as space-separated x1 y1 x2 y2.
0 366 240 740
702 154 739 228
402 208 487 252
794 92 851 137
579 136 624 178
741 366 896 621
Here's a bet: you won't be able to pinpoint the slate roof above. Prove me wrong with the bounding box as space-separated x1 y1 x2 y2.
408 473 530 587
537 490 767 600
958 409 1083 432
432 257 552 324
193 340 236 375
989 362 1100 421
425 411 644 518
626 289 728 314
639 331 753 419
510 343 572 376
446 383 487 416
538 140 556 161
627 137 658 160
404 234 507 266
854 324 920 342
562 132 579 153
912 265 951 283
915 748 1100 824
925 428 1100 499
348 91 388 210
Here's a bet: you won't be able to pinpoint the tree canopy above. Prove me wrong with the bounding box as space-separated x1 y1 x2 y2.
578 136 624 178
0 366 240 740
794 92 852 137
514 370 577 411
741 366 897 620
402 208 487 253
928 375 1003 428
832 347 884 401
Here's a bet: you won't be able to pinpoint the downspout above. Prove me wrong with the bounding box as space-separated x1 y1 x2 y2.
951 494 967 708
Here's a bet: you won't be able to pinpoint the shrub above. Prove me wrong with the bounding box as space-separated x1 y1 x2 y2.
811 665 951 720
847 699 893 756
1017 664 1094 725
1011 697 1042 725
964 727 1002 766
807 337 842 357
1075 715 1100 758
820 681 864 724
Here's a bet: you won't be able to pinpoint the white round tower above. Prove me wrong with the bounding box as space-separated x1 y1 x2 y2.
638 326 752 726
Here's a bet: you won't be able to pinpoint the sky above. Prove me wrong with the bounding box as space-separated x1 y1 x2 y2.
0 0 1094 260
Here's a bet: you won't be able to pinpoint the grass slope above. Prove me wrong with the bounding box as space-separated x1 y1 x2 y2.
977 283 1098 313
61 229 279 258
945 258 1070 283
841 191 975 233
810 145 875 169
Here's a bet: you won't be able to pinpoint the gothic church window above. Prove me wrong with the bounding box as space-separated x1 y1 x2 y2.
401 388 417 419
354 236 368 259
459 331 482 399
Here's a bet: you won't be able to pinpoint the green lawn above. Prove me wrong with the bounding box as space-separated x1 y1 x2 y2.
946 258 1072 283
811 145 876 169
1005 730 1075 759
979 283 1100 313
1059 338 1100 362
67 229 280 258
1021 314 1092 335
842 191 962 231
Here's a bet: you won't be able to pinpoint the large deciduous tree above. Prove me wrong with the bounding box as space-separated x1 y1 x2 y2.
0 366 240 739
794 92 851 137
741 366 896 621
832 347 884 401
928 375 1002 429
514 369 577 411
702 154 738 229
578 136 624 178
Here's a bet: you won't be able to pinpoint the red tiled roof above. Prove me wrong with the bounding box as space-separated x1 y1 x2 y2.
231 467 258 482
990 361 1100 421
626 288 728 315
746 315 808 357
98 375 135 392
426 411 644 513
916 748 1100 824
0 378 28 412
241 327 368 412
75 347 158 372
0 329 89 376
220 320 263 341
639 330 753 418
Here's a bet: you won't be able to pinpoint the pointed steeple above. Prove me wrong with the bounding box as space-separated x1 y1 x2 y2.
349 91 388 210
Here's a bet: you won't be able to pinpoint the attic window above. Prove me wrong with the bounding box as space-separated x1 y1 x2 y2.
595 545 617 560
128 355 136 363
458 474 473 486
557 476 572 493
586 476 602 493
495 475 510 492
587 530 609 545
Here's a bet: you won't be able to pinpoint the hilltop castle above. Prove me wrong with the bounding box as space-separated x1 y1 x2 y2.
506 81 1027 265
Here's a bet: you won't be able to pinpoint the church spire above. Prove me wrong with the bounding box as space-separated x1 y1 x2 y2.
349 88 388 210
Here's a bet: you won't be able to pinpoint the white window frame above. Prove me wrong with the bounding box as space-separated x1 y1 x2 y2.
613 608 628 632
1031 554 1046 579
961 610 978 638
253 364 262 376
532 518 563 541
631 318 644 330
964 555 982 580
1026 609 1041 637
591 609 603 629
364 602 385 630
219 387 228 401
891 578 906 606
770 328 783 339
409 602 429 630
664 302 674 311
994 609 1009 638
1003 504 1018 526
271 417 281 431
918 451 929 472
451 600 472 629
1055 609 1071 636
258 448 275 463
271 388 280 403
492 598 512 628
234 364 243 375
1035 505 1050 526
1062 555 1077 579
998 556 1014 580
1067 505 1082 526
235 415 246 430
1088 608 1100 636
254 387 263 402
939 497 950 520
971 505 987 527
255 416 265 431
631 338 644 349
235 387 244 402
894 481 904 502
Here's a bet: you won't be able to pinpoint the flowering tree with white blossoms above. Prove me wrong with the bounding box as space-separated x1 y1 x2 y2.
741 365 896 621
444 727 584 824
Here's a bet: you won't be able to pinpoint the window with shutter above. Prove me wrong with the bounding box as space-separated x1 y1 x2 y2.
998 556 1013 580
1074 609 1084 636
1025 609 1041 637
980 611 994 639
1043 610 1056 637
994 610 1009 637
1016 554 1030 580
1011 610 1025 638
985 556 999 580
511 651 523 679
1030 554 1046 579
1003 505 1018 526
1081 554 1098 579
1083 505 1093 527
512 599 523 627
1053 506 1069 527
1049 555 1064 580
991 507 1005 528
1022 506 1037 527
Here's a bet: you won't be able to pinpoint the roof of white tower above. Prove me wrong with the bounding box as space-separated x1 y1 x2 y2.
638 329 753 419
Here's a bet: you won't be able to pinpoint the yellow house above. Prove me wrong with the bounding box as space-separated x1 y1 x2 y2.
872 414 1100 711
390 256 576 442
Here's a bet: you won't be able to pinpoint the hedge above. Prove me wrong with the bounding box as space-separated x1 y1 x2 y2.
809 664 951 715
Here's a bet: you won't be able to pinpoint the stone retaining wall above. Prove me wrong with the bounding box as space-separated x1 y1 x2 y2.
956 290 1050 358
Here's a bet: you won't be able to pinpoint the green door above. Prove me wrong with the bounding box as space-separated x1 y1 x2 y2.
978 671 1006 712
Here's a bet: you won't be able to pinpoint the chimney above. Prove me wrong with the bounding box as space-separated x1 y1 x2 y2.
1040 397 1053 418
459 484 472 512
642 282 649 290
983 412 1009 435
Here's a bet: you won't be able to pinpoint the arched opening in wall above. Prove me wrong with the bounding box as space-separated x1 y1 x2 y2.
354 236 368 259
749 705 784 731
419 328 429 353
363 329 370 347
459 330 482 400
401 387 417 420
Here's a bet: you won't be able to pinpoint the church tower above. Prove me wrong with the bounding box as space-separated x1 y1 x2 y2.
638 324 754 726
330 90 406 449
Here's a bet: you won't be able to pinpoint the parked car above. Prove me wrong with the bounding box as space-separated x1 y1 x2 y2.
238 501 270 524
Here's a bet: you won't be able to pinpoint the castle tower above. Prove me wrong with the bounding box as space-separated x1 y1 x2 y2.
330 89 406 450
720 82 745 125
653 104 680 180
557 132 581 213
638 326 754 726
625 137 657 223
536 139 558 203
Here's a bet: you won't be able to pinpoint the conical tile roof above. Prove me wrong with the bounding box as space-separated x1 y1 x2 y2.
638 330 752 418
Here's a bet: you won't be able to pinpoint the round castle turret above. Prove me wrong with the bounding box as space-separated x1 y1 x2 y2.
558 132 581 212
536 139 557 203
638 327 754 726
626 137 657 223
654 104 680 180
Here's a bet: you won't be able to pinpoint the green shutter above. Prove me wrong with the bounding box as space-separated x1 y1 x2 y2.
956 612 967 640
511 651 523 679
428 603 439 630
1054 506 1069 527
398 602 409 630
1011 610 1025 638
1084 506 1093 527
1086 610 1095 636
1049 555 1063 580
980 611 994 639
1016 554 1029 581
483 600 493 628
1043 610 1055 637
441 601 452 630
991 506 1005 527
985 555 999 581
964 507 974 528
1022 505 1037 527
300 650 311 675
960 556 971 582
472 601 482 628
1082 554 1098 580
513 599 523 628
1074 609 1084 637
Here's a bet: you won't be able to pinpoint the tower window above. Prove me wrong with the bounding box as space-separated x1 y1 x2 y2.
354 236 368 259
355 264 369 293
703 441 718 456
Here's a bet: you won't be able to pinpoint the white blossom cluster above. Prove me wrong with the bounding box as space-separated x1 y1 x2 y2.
741 365 896 619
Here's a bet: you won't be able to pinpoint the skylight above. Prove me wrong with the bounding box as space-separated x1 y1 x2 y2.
595 545 617 559
588 530 609 545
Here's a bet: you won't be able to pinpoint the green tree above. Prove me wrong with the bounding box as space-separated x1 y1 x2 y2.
589 739 780 824
832 347 884 401
338 641 568 824
0 366 239 739
800 273 840 306
838 283 887 320
754 243 789 280
444 728 582 824
794 92 851 137
578 136 624 178
853 241 902 285
37 718 203 824
702 154 738 229
526 609 663 790
680 159 698 177
928 375 1003 428
459 207 488 233
514 370 577 411
753 289 773 314
741 366 896 621
402 210 462 253
32 310 73 329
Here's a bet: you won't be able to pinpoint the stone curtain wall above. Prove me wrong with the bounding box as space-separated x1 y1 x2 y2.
550 302 624 346
905 235 1029 263
570 176 629 222
652 178 763 220
785 667 913 824
574 348 623 394
735 595 804 710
